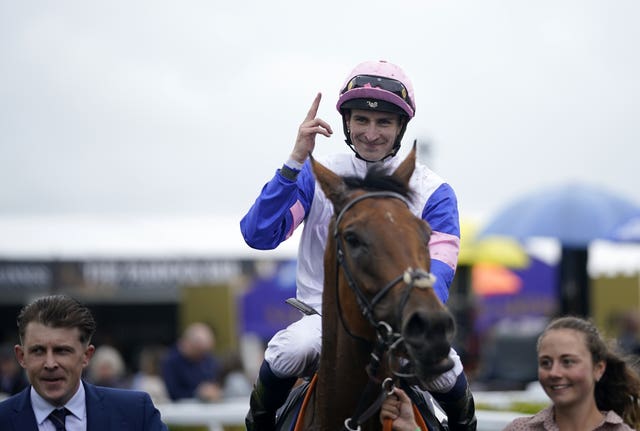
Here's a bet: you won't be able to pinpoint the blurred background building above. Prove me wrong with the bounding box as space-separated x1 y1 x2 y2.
2 212 639 395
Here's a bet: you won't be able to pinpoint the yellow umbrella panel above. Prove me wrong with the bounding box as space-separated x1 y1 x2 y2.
458 218 530 269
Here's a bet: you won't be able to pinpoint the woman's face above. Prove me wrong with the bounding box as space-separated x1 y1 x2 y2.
537 328 605 409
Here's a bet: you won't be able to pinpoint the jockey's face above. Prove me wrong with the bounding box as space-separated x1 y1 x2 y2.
347 109 403 162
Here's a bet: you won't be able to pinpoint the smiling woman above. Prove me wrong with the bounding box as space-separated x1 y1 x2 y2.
503 316 640 431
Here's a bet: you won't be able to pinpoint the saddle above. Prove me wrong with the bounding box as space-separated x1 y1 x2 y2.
274 374 448 431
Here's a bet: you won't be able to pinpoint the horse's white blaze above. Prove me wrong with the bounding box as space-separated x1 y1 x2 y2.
384 211 395 223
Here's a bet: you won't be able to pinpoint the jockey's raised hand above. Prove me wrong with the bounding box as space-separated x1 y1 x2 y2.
290 93 333 164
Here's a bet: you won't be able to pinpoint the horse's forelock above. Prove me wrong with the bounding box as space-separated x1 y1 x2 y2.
343 166 413 198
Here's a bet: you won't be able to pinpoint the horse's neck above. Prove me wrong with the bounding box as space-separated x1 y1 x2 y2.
315 243 383 430
314 327 382 431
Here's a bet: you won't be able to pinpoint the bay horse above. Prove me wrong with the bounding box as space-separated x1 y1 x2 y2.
285 145 456 431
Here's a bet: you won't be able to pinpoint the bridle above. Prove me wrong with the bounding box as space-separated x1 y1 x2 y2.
332 191 436 431
334 191 437 340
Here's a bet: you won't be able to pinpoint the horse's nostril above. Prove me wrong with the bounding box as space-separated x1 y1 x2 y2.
401 309 456 381
403 311 427 340
402 309 455 342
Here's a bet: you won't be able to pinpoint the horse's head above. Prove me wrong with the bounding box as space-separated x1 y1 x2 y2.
311 144 456 385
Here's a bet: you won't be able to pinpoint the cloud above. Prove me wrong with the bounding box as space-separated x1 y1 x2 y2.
1 0 639 218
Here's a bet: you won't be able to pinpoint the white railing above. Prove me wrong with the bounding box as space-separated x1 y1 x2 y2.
158 397 524 431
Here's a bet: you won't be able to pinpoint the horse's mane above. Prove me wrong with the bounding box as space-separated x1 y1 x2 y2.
342 165 413 198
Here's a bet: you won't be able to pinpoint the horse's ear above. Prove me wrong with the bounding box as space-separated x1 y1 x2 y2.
391 141 417 187
310 154 350 211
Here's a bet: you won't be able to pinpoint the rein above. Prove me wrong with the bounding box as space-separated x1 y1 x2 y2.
332 191 436 431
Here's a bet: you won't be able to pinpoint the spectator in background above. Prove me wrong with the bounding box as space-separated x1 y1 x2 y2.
131 345 170 405
161 322 223 402
0 342 28 397
0 294 168 430
504 316 640 430
86 344 129 388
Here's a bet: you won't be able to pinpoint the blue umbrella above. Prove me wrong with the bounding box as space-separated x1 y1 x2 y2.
608 211 640 243
480 182 640 248
479 182 640 317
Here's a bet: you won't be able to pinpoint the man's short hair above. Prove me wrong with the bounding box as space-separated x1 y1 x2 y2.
17 294 96 344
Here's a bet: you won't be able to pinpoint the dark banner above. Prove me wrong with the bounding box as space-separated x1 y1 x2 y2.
0 259 244 293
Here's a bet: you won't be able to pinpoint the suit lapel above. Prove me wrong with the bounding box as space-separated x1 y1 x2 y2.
84 381 111 431
11 387 39 431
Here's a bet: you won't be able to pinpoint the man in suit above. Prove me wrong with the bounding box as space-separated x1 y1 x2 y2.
0 294 168 430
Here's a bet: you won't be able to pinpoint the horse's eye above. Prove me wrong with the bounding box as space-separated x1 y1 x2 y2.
343 231 362 248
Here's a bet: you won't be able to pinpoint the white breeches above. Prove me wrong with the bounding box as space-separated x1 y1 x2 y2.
264 314 322 379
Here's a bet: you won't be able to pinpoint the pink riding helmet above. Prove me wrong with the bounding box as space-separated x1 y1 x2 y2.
336 60 415 118
336 60 416 161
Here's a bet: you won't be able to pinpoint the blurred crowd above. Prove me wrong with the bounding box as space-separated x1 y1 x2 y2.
4 311 640 404
0 321 256 405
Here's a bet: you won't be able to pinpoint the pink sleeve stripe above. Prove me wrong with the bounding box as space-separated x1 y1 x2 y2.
429 231 460 270
285 200 305 239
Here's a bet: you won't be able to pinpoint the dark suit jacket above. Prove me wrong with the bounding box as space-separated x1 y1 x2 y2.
0 381 168 431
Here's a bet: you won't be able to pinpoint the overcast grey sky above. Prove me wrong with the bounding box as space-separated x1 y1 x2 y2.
2 0 639 222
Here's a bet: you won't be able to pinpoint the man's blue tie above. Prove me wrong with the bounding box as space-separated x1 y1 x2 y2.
48 408 69 431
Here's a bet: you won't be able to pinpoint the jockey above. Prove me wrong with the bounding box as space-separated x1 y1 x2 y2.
240 60 477 431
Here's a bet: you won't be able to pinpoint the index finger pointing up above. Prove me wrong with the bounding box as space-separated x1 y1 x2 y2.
304 92 322 121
